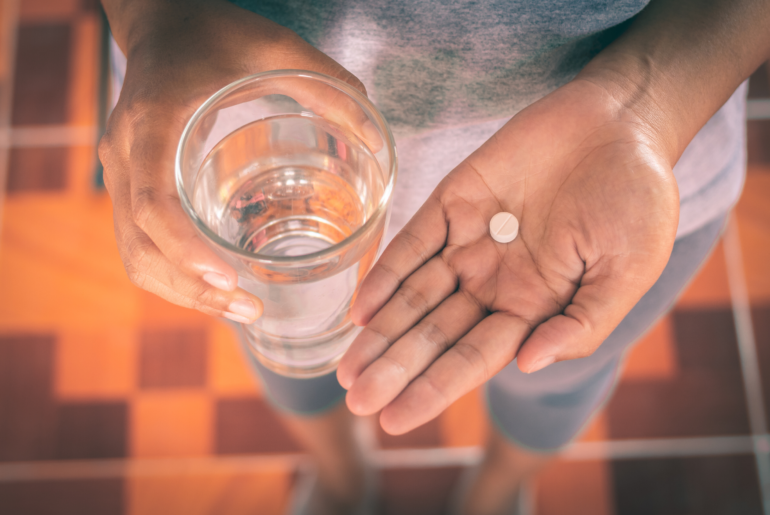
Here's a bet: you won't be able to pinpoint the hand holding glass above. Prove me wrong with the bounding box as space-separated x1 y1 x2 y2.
176 71 396 377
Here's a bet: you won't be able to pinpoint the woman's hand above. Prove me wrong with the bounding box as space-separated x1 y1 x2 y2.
337 0 770 436
337 78 680 434
98 0 369 321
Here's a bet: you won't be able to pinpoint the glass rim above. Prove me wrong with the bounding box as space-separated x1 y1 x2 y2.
175 69 397 265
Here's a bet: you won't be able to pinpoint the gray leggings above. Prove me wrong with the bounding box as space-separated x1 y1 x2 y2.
239 214 727 450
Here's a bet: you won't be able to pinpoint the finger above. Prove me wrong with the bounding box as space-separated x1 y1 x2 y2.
107 116 261 319
337 255 457 388
293 76 384 154
281 56 383 152
345 291 486 416
223 70 383 153
115 217 263 322
351 194 448 326
239 28 383 151
515 257 650 374
379 312 531 435
127 124 239 292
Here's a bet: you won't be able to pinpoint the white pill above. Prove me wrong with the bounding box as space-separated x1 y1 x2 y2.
489 212 519 243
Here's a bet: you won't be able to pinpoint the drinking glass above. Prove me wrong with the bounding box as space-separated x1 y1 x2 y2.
176 70 397 377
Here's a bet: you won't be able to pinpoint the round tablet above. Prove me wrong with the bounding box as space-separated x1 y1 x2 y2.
489 212 519 243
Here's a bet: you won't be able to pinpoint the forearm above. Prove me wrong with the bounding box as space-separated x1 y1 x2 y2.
579 0 770 165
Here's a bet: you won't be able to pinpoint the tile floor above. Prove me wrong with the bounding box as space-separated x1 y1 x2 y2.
1 1 769 514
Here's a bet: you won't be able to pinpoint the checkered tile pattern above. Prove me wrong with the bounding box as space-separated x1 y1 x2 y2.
1 1 770 514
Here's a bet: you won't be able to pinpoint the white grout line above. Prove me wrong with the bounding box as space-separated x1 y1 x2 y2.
370 446 483 469
562 435 755 461
0 125 97 147
724 217 770 435
0 435 760 483
723 214 770 515
0 454 308 482
748 99 770 120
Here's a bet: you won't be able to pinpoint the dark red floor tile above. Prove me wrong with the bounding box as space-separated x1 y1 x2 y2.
379 466 462 515
748 120 770 167
611 455 762 515
55 402 127 459
751 305 770 426
19 0 97 21
0 335 131 462
0 479 123 515
7 147 68 192
748 61 770 99
607 376 749 438
215 397 301 454
672 309 743 370
0 334 58 462
536 460 614 515
377 417 441 449
608 308 750 438
81 0 102 14
12 23 71 125
139 329 207 389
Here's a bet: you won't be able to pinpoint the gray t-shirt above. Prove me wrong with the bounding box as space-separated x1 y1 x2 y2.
233 0 747 239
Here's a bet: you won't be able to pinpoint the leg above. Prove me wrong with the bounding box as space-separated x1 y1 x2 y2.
458 425 552 515
234 334 369 515
277 402 367 515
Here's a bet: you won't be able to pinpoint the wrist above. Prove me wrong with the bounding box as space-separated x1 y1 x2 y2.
575 52 682 167
102 0 230 57
575 0 770 169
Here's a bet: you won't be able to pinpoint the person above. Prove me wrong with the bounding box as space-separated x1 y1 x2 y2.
98 0 770 513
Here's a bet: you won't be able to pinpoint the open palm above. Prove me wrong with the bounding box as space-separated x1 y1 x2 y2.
336 79 680 434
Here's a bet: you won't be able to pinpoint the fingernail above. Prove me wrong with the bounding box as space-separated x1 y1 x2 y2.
527 355 556 374
224 312 251 324
203 272 232 291
228 299 257 320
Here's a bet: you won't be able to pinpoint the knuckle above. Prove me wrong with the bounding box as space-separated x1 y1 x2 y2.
452 342 491 382
268 25 303 52
379 355 409 380
394 283 430 317
97 133 113 163
186 279 226 315
398 230 429 264
124 234 155 274
417 321 450 354
131 187 159 229
374 262 403 289
345 74 367 96
123 261 147 289
366 326 391 347
123 88 157 114
458 288 487 317
192 283 218 309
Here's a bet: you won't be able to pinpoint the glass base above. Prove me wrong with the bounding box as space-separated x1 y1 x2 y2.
241 320 361 378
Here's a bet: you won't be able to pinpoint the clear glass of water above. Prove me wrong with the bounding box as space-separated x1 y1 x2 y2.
176 70 397 378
